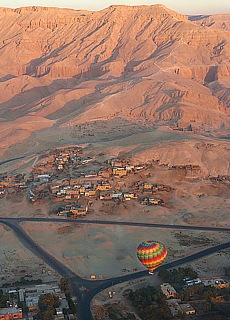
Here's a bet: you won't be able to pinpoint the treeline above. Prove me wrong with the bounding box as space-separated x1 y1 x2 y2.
59 277 76 315
159 267 198 291
34 293 60 320
0 289 8 308
126 286 171 320
225 267 230 278
2 277 42 288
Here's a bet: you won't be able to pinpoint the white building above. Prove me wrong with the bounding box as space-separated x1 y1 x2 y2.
18 283 62 310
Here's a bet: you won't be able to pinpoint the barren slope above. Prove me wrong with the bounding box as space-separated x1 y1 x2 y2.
189 14 230 31
0 5 229 164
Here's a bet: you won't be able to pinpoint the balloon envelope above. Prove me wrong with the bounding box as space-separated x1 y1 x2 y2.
137 240 167 274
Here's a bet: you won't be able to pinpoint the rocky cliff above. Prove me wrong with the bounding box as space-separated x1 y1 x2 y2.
0 5 229 158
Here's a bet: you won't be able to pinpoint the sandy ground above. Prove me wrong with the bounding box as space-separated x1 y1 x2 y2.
21 221 229 280
0 195 50 218
0 224 60 286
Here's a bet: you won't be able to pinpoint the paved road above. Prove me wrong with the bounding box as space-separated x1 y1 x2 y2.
1 219 230 320
1 217 230 232
0 156 25 166
0 220 87 320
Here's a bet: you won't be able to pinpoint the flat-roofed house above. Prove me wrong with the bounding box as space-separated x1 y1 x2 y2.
160 283 177 299
0 307 22 319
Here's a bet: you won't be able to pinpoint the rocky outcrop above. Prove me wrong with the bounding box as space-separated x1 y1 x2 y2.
189 14 230 31
0 5 229 156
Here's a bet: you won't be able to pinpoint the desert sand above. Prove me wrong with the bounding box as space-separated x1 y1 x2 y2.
19 221 229 280
0 224 60 286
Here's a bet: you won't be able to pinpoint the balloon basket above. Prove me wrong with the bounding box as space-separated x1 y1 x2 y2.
148 271 154 275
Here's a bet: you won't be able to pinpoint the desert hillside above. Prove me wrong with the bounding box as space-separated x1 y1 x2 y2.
189 14 230 31
0 5 229 171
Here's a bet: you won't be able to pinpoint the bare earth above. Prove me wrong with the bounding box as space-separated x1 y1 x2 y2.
0 224 60 286
0 5 229 160
21 222 230 280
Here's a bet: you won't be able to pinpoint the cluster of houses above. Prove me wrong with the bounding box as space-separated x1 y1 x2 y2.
0 146 174 217
160 282 196 317
50 178 138 201
171 164 201 171
1 283 72 320
57 204 89 217
47 178 169 217
0 174 32 194
140 197 164 205
51 147 94 172
160 276 229 318
34 146 84 172
209 175 230 183
183 276 229 289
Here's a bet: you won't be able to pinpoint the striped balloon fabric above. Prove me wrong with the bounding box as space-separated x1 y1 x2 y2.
137 240 167 274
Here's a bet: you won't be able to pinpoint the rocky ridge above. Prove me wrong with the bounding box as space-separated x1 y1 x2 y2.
0 5 229 164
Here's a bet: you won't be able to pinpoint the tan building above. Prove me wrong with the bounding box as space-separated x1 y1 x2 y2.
126 165 134 172
111 160 123 167
51 186 60 194
98 170 111 178
85 189 96 197
179 303 196 315
112 167 127 176
79 187 85 194
70 207 88 217
99 192 113 200
202 277 229 289
123 192 136 200
69 179 80 186
143 183 153 190
166 299 181 317
65 190 80 199
161 283 177 299
96 183 111 191
166 300 196 317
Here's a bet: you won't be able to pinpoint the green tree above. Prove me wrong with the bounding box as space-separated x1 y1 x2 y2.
127 286 171 319
37 309 54 320
0 290 8 308
59 278 71 294
36 293 60 320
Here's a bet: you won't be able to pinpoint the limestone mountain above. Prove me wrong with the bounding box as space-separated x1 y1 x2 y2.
0 5 229 158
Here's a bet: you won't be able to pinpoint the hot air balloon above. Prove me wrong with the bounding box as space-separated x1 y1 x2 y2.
137 240 167 274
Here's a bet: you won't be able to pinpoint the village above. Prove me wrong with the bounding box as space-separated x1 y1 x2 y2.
0 280 77 320
0 145 176 218
1 268 230 320
0 145 229 220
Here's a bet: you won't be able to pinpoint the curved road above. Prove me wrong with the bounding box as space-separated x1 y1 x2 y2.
1 219 230 320
0 156 25 166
